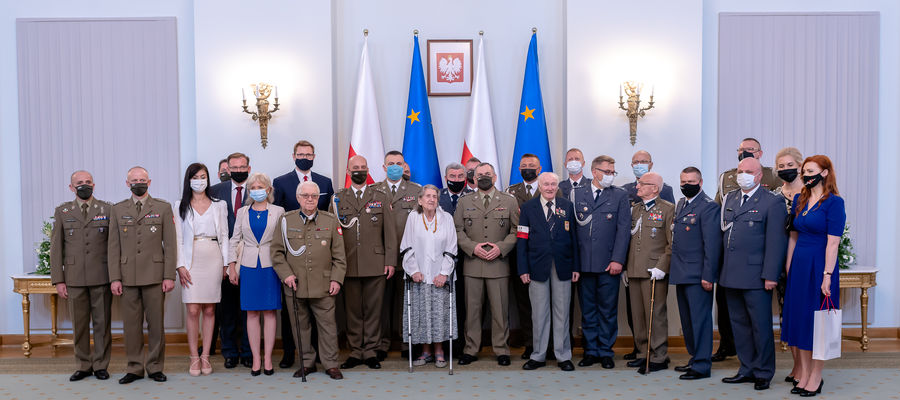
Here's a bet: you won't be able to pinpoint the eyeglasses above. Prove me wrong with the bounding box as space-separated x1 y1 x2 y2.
298 194 318 199
593 168 618 176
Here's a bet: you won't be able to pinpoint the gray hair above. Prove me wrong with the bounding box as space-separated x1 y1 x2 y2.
537 172 560 185
415 184 441 213
246 173 274 204
296 180 320 197
444 162 465 176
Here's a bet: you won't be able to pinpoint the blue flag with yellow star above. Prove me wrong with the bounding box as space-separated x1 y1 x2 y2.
509 32 552 186
401 35 443 188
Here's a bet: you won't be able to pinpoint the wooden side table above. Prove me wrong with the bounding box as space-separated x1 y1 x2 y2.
10 275 73 357
839 267 878 351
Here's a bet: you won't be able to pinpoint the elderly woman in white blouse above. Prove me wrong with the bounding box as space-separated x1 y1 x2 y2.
401 184 458 368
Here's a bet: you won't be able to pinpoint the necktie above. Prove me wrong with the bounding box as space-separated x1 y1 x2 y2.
546 201 554 221
136 200 142 214
303 175 309 182
483 194 490 209
451 194 459 209
391 185 397 197
742 194 749 206
356 190 362 201
594 189 602 203
526 184 533 196
235 186 243 214
573 181 578 187
81 203 88 219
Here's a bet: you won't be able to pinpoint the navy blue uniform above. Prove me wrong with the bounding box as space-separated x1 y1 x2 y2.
572 184 631 358
719 188 788 382
558 176 590 200
622 181 676 205
438 187 473 216
669 191 721 376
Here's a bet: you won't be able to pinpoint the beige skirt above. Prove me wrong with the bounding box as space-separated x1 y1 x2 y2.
181 239 224 304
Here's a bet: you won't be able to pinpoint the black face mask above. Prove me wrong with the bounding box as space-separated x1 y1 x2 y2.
350 170 368 185
295 158 314 171
777 168 799 183
75 184 93 200
219 172 231 183
230 171 248 183
680 183 701 199
520 168 538 182
466 170 475 185
447 180 465 193
477 176 494 191
738 151 755 161
130 183 148 197
803 173 823 189
402 174 411 181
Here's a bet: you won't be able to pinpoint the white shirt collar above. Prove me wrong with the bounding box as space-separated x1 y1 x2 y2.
540 195 556 209
742 184 761 202
295 169 311 182
351 184 366 196
591 181 603 193
231 181 245 193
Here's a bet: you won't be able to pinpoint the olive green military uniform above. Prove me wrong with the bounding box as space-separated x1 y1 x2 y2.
714 167 782 204
271 210 347 370
107 196 177 376
330 185 397 359
50 198 113 372
373 179 420 352
455 189 519 357
626 198 674 364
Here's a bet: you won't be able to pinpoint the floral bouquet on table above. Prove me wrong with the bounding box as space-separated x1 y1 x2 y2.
838 223 856 270
32 219 53 275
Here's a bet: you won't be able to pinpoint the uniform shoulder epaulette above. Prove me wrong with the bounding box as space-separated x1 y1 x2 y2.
150 197 171 206
368 182 384 190
657 198 675 208
115 199 131 206
283 209 301 218
724 188 741 201
318 210 337 219
407 181 422 189
459 190 476 199
498 191 516 200
719 168 737 179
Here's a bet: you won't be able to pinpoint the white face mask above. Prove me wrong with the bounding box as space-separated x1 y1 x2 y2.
599 173 615 188
566 160 583 175
736 172 757 190
190 179 207 192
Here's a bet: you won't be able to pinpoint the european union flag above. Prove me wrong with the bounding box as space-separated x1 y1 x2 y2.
509 32 552 186
402 35 443 188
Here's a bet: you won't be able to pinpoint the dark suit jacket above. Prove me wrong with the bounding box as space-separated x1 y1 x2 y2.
272 170 334 212
209 180 249 237
572 184 631 273
669 191 722 284
516 196 580 282
623 181 676 204
558 176 591 200
438 187 474 216
719 187 788 289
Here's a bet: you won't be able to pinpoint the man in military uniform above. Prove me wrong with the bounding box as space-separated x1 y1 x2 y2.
559 148 591 200
622 150 676 204
719 157 787 391
464 157 481 192
330 155 397 370
50 170 113 381
374 150 420 360
572 155 630 369
107 166 176 384
455 162 518 366
273 181 347 380
625 172 674 374
670 167 721 380
712 137 782 363
439 162 473 353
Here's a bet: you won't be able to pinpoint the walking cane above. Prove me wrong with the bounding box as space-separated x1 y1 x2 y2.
645 278 656 375
405 272 414 373
291 280 307 382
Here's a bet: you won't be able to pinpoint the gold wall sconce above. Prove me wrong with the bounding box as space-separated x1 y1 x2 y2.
617 81 655 146
242 83 280 148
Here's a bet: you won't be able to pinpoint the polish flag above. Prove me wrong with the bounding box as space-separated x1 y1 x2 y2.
345 37 386 187
461 35 502 188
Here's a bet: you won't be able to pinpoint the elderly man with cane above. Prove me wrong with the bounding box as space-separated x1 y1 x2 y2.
272 181 347 380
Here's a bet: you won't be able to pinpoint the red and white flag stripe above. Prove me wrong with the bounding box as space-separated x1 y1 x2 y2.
345 37 386 187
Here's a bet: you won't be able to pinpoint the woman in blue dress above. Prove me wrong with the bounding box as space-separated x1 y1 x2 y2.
228 173 285 376
782 155 845 397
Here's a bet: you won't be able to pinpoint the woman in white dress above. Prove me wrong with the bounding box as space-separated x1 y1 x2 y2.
400 184 458 368
174 163 229 376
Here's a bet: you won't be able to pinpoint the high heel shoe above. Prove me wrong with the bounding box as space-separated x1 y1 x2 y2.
250 369 261 376
799 379 823 397
263 368 274 375
200 355 213 375
785 375 795 383
189 356 201 376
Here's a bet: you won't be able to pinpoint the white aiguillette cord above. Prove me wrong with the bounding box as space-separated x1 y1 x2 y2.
281 216 306 257
631 215 642 236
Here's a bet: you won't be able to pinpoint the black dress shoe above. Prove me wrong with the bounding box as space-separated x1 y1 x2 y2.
679 370 710 380
521 346 534 360
791 386 804 394
722 374 755 384
599 357 615 369
674 364 692 372
578 355 598 367
224 357 239 369
637 361 668 374
148 372 167 382
785 375 796 383
497 355 511 366
250 369 261 376
711 350 736 362
753 379 770 390
376 350 388 361
240 357 253 368
458 354 477 365
798 379 824 397
558 360 575 371
69 369 93 382
279 354 295 368
118 373 143 384
364 357 382 369
340 357 364 369
263 369 274 376
522 359 546 370
93 369 109 380
623 350 638 360
626 358 646 368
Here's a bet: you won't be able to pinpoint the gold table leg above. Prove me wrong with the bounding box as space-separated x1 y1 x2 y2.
21 293 31 357
860 288 869 352
50 293 59 351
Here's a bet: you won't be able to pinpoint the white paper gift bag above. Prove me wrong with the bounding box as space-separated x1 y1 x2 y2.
812 297 842 361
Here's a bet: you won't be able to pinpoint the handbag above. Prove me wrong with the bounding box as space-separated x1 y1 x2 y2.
812 296 842 360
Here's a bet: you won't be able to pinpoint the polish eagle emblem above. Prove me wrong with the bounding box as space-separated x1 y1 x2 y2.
438 55 462 82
